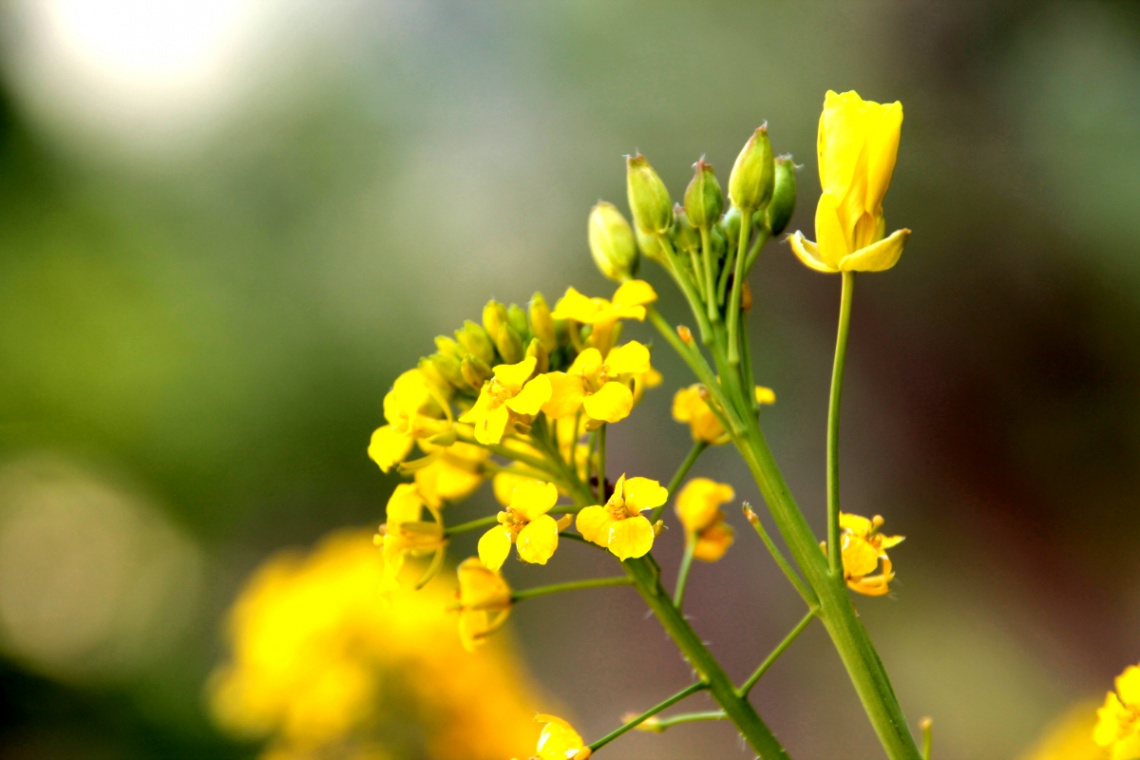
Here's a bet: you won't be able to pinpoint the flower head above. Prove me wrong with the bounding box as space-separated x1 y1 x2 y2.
575 475 668 560
789 90 910 274
551 280 657 355
544 341 653 427
455 557 513 652
478 480 570 570
459 356 552 445
375 484 446 589
1095 663 1140 760
675 478 736 562
529 714 591 760
837 512 903 596
368 369 453 472
672 385 775 444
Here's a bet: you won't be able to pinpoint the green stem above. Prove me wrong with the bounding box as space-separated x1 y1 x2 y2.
642 710 727 732
738 609 818 697
650 439 707 523
510 575 632 603
588 680 707 752
920 718 933 760
827 271 855 575
658 234 715 345
673 539 696 609
700 226 718 323
743 227 770 274
726 207 753 365
742 505 817 608
740 314 757 413
597 424 607 501
454 432 560 478
717 235 736 306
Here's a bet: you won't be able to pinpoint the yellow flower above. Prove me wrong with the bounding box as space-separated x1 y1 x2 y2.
375 484 446 589
478 480 571 570
543 341 652 426
412 440 490 509
493 471 545 507
575 474 668 560
1018 702 1105 760
1095 664 1140 760
455 557 513 652
368 369 453 472
789 90 911 274
551 280 657 355
459 356 552 445
672 385 775 444
675 478 736 562
837 512 903 596
529 714 591 760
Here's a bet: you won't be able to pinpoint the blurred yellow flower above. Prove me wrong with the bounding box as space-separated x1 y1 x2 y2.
478 479 570 570
527 714 591 760
576 474 668 560
675 478 736 562
544 341 652 426
459 356 552 445
1095 664 1140 760
368 368 453 472
672 385 775 444
1018 701 1106 760
837 512 903 597
375 484 445 589
789 90 911 274
207 530 542 760
551 280 657 354
413 440 489 509
455 557 513 652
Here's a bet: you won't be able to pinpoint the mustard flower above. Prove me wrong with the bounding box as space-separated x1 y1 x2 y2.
455 557 513 652
459 356 552 445
789 90 911 274
576 474 668 560
525 714 591 760
1095 663 1140 760
543 341 652 426
478 479 571 570
368 368 452 472
672 385 776 444
374 484 445 589
675 478 736 562
412 440 489 509
551 280 657 355
837 512 903 596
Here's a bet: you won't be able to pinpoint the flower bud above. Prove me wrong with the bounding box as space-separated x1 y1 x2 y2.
482 300 509 344
507 304 529 338
435 335 463 358
728 124 775 211
635 226 667 263
764 155 797 235
683 158 724 228
460 355 492 389
455 320 495 366
587 201 639 281
525 338 549 374
482 300 525 362
672 205 700 255
626 154 672 234
722 206 742 247
529 293 557 351
429 351 466 389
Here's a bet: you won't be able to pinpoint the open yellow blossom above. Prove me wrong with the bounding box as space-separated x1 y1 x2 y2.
455 557 513 651
478 480 571 569
411 440 489 509
544 341 652 426
526 714 591 760
368 369 453 472
576 474 668 560
460 356 552 445
1095 663 1140 760
551 280 657 354
837 512 903 596
789 90 911 274
672 385 775 444
375 484 446 589
675 478 736 562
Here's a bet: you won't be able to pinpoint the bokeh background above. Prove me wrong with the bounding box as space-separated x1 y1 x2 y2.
1 1 1138 758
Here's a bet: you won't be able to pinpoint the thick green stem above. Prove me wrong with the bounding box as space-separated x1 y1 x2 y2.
726 207 753 365
827 271 855 575
738 608 817 697
588 680 706 752
510 575 632 603
650 440 707 523
673 540 695 608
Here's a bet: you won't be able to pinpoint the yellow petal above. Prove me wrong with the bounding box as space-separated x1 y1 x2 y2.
493 356 538 391
543 372 586 418
838 227 910 273
478 526 514 571
693 521 734 562
819 90 870 197
815 190 848 267
611 279 657 309
621 476 669 512
516 514 559 565
755 386 776 405
864 100 903 215
1117 665 1140 706
607 515 654 560
550 287 598 322
788 232 837 274
535 715 587 760
385 483 425 525
368 425 415 472
1113 735 1140 760
582 382 634 423
493 471 542 507
675 478 734 533
457 557 511 608
839 512 874 537
510 480 559 520
474 404 510 445
604 341 651 376
458 387 493 424
841 534 881 578
568 347 604 378
575 506 614 546
1095 692 1129 746
507 374 552 416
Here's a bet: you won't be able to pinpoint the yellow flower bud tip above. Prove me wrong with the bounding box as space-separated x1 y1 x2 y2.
684 157 724 228
728 123 775 211
588 201 640 282
741 280 752 312
765 155 798 236
528 292 558 352
677 325 693 344
626 153 673 235
742 505 759 524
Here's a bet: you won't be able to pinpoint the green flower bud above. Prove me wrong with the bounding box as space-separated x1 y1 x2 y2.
722 206 742 247
683 158 723 228
529 293 557 351
429 351 466 389
765 155 798 235
671 204 700 255
728 124 775 211
435 335 462 358
482 301 509 344
525 338 549 374
587 201 639 282
709 223 727 261
507 304 529 339
455 320 495 366
417 356 451 395
460 354 493 389
626 153 672 234
635 226 667 264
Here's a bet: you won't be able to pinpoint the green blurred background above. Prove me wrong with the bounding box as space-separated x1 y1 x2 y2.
1 1 1139 758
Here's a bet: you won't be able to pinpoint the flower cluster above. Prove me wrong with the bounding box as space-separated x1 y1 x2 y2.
1096 663 1140 760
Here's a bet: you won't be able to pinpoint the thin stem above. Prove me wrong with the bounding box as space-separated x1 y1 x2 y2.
650 440 707 523
743 227 770 274
920 717 933 760
738 609 818 697
453 432 560 477
510 575 632 603
740 313 757 413
742 505 817 607
726 207 753 365
597 424 607 501
827 271 855 575
673 539 696 609
700 226 718 323
657 234 715 344
588 681 707 752
717 235 736 306
688 246 706 295
641 710 726 733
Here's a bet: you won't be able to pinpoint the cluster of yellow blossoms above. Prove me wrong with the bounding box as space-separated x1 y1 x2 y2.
1096 663 1140 760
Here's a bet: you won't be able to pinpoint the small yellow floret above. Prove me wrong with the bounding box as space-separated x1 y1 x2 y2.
477 480 569 570
575 474 668 560
544 341 652 426
675 478 736 562
532 714 591 760
375 484 446 589
672 385 775 444
455 557 513 652
551 280 657 354
368 369 453 472
459 356 551 445
833 512 903 596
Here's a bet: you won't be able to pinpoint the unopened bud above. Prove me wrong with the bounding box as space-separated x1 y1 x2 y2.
587 201 639 281
765 155 797 235
416 356 451 396
455 320 495 365
671 205 700 255
635 225 667 263
429 352 465 389
741 280 752 312
677 325 693 344
482 300 509 344
728 124 775 211
684 158 724 228
498 326 525 364
460 354 492 389
626 153 672 235
528 293 557 351
507 304 529 338
722 206 742 247
435 335 462 358
525 338 549 374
